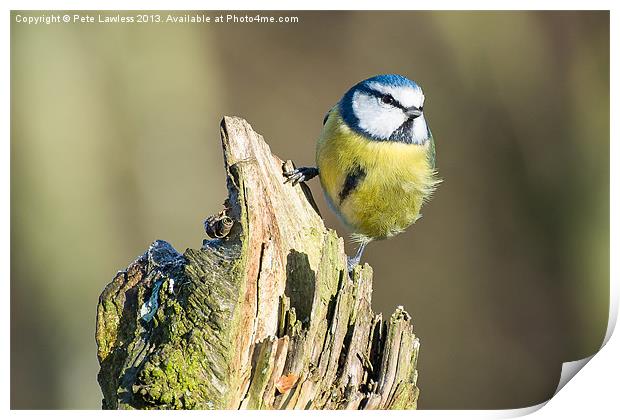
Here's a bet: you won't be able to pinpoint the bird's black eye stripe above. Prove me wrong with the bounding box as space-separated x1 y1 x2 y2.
359 86 406 110
376 92 405 110
381 94 395 105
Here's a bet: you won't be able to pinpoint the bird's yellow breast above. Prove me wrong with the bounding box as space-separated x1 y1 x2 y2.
317 110 439 240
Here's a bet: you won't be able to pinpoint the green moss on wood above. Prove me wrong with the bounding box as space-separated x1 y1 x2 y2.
95 117 420 410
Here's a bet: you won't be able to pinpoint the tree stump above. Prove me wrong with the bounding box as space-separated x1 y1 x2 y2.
95 117 420 409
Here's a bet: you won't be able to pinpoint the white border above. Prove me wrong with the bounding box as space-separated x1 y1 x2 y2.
3 1 617 418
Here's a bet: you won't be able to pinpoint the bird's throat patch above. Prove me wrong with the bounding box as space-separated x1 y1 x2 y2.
389 118 415 143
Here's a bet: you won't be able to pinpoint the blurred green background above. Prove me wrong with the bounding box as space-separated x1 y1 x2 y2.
11 11 609 409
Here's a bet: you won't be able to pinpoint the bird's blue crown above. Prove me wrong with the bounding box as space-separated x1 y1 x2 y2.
359 74 420 89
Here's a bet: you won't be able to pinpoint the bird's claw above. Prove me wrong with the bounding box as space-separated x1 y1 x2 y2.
283 169 306 186
347 256 360 273
283 167 318 186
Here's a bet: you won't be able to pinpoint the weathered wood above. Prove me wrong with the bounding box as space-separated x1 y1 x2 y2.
95 116 420 410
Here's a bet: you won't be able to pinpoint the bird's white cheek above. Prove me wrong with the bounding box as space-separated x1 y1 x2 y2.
412 117 429 144
363 109 405 139
352 92 405 138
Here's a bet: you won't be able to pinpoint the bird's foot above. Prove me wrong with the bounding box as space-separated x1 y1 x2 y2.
283 166 319 186
347 240 369 274
347 255 361 273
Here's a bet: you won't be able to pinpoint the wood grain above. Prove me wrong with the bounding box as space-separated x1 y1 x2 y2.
95 117 420 410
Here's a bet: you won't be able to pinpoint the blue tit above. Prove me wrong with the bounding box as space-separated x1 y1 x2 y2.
284 74 440 271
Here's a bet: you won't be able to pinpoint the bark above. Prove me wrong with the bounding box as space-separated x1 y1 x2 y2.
95 116 420 410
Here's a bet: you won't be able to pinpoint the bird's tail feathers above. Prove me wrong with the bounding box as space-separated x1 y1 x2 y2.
350 233 373 245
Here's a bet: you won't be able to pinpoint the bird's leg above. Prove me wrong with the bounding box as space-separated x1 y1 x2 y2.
347 240 369 273
283 166 319 186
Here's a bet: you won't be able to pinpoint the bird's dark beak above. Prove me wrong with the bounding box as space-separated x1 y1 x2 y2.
405 107 423 119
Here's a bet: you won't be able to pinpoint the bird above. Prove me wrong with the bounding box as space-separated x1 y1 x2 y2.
284 74 440 272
